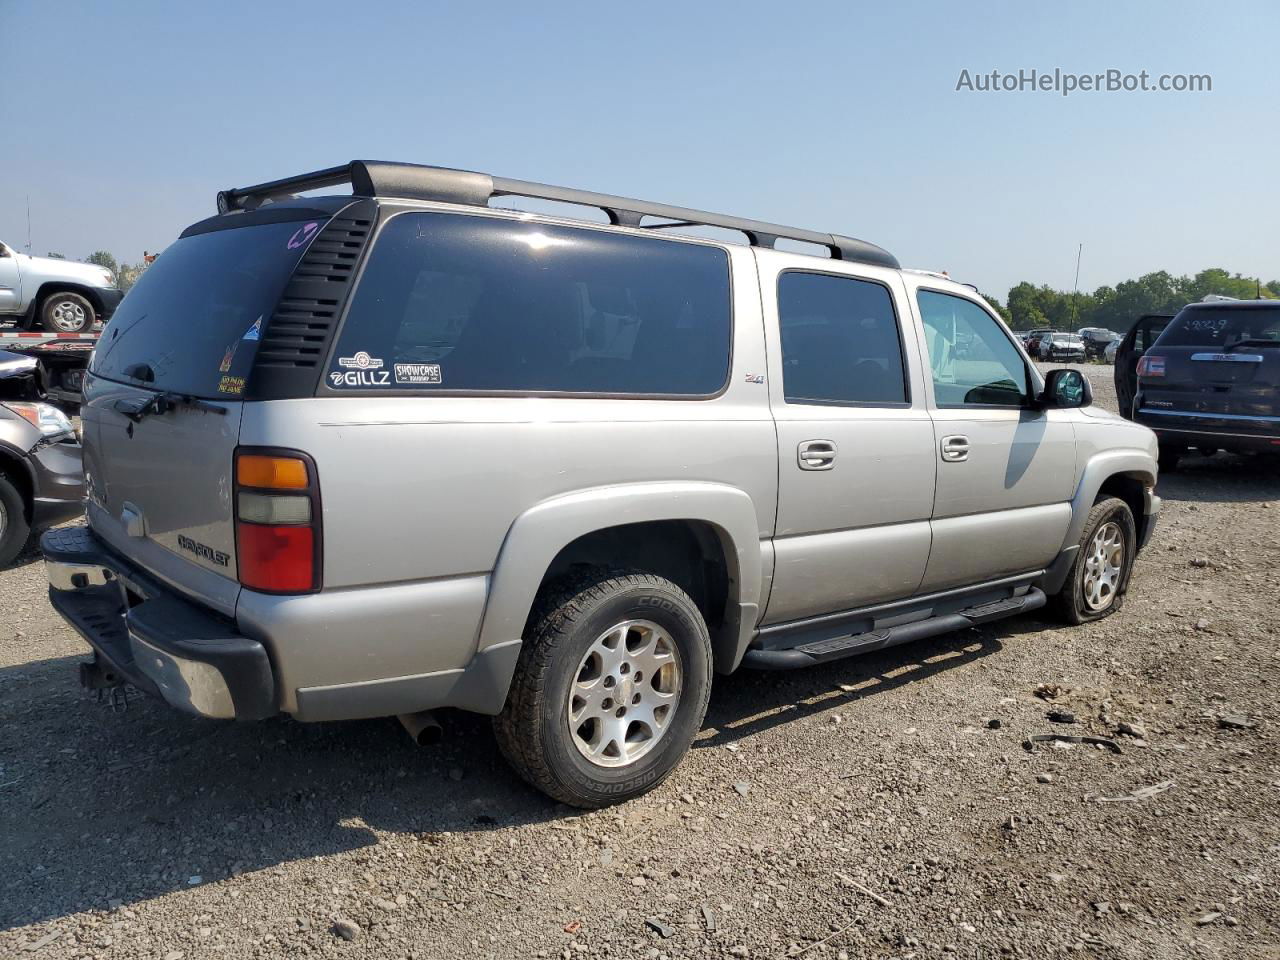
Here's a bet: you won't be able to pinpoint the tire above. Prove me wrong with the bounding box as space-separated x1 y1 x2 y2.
0 473 32 568
494 569 713 808
39 292 95 333
1049 496 1137 625
1157 444 1182 473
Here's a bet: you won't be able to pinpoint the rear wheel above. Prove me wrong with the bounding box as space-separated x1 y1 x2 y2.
0 474 32 568
494 569 712 808
1050 496 1137 625
40 292 95 333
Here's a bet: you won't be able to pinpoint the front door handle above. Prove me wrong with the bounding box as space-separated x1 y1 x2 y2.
940 435 970 463
798 439 837 471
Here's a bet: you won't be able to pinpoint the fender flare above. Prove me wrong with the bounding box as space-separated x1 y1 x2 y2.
477 481 763 673
1043 448 1156 593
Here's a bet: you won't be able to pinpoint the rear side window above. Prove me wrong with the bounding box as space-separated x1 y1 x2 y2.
91 219 323 398
325 213 732 396
1155 307 1280 348
777 271 908 405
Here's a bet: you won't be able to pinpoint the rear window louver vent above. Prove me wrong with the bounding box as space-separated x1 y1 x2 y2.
246 201 377 400
255 216 371 368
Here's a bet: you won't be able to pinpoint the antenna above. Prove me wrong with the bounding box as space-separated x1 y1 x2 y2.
25 195 32 253
1069 242 1083 329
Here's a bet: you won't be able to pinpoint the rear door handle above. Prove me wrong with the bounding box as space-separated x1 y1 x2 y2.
798 439 837 471
940 435 970 462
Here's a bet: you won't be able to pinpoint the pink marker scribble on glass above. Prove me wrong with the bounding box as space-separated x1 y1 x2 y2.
287 222 320 250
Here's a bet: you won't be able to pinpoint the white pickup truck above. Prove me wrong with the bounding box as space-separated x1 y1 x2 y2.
0 240 122 333
0 240 120 405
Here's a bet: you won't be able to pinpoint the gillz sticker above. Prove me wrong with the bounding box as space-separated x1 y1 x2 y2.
330 369 390 387
219 344 236 373
394 363 442 384
242 317 262 341
338 351 384 370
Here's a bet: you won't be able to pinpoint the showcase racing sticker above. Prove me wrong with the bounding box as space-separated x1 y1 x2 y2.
394 363 442 385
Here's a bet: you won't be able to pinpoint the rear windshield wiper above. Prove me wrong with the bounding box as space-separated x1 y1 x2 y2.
114 391 228 423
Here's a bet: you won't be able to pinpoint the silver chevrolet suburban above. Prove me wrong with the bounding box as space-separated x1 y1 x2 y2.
42 161 1160 807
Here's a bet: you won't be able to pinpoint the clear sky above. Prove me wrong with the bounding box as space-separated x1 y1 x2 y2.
2 0 1276 301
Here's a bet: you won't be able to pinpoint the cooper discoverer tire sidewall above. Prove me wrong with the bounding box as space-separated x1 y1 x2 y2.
1052 496 1137 625
495 571 713 808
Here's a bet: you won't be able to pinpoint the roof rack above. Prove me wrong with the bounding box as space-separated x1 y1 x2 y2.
216 160 899 269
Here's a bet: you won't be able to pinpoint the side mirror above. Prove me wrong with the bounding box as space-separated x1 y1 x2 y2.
1041 367 1092 408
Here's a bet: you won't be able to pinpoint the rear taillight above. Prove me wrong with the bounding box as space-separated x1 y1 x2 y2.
1136 355 1166 378
235 450 321 593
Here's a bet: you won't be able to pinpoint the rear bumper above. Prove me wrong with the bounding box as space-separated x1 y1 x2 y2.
1136 407 1280 453
41 526 275 720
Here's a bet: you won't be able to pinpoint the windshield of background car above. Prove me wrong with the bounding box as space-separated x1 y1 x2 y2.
90 219 325 398
1155 306 1280 348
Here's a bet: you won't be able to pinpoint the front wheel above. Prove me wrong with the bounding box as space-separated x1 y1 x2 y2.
40 292 95 333
494 570 713 808
0 474 32 568
1050 496 1137 625
1157 444 1182 473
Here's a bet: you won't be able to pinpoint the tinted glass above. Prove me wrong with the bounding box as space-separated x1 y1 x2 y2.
91 219 322 398
325 213 732 395
1155 306 1280 348
918 290 1028 406
777 272 907 405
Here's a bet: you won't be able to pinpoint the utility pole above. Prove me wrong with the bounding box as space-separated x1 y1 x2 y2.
1069 242 1083 329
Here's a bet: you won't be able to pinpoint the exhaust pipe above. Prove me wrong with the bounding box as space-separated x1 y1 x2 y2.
398 710 443 746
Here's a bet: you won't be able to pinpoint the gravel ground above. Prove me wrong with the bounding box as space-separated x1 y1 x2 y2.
2 364 1277 960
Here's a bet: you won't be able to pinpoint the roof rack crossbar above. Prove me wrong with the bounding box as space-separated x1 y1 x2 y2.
216 160 899 269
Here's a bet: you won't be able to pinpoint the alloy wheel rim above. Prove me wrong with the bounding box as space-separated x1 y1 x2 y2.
1082 521 1124 611
50 300 87 331
566 619 683 768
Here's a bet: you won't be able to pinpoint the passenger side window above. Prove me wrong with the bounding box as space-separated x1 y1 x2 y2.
777 272 908 406
917 290 1029 407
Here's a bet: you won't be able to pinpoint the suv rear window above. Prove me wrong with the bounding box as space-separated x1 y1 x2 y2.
91 219 323 398
324 213 732 396
1156 306 1280 348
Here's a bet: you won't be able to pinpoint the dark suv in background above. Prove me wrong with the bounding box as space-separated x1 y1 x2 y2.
1131 300 1280 470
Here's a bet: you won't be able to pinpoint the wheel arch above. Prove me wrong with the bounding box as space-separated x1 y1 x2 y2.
1042 449 1156 594
34 282 106 316
478 482 763 677
0 440 35 525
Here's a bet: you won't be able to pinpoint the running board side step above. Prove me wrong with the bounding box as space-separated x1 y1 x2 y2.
741 588 1047 671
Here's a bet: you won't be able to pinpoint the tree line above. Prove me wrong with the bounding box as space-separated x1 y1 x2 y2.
984 268 1280 332
45 250 150 291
